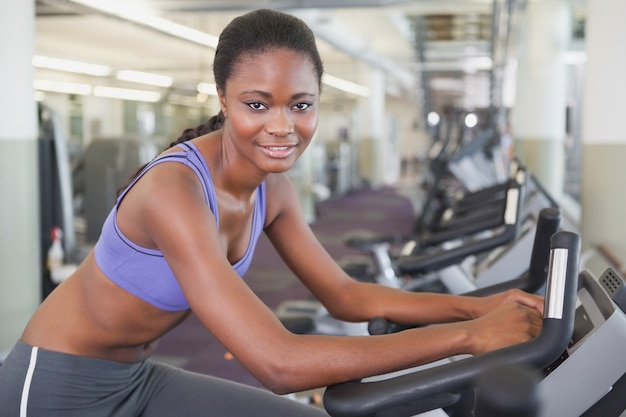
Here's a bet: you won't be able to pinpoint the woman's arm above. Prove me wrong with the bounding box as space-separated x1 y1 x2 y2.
263 174 544 326
140 167 542 394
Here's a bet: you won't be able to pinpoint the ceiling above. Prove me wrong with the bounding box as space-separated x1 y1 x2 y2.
34 0 585 115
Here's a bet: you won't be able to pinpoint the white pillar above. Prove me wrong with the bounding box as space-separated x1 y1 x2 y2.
512 0 571 201
0 0 40 354
358 68 386 186
580 0 626 262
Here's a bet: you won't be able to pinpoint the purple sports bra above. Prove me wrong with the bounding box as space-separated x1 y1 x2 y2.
93 141 266 311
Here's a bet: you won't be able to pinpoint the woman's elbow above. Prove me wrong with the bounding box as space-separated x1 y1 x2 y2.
255 361 305 395
266 380 295 396
323 284 378 323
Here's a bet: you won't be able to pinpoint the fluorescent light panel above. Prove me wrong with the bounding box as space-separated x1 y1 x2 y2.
131 14 219 48
71 0 219 48
197 82 218 96
322 74 370 97
34 80 161 102
34 79 92 95
116 70 173 87
93 86 161 102
35 55 173 91
33 55 111 76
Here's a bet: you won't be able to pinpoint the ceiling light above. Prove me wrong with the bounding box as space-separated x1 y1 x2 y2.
33 55 111 76
197 82 218 96
427 112 440 127
34 79 92 95
93 86 161 102
322 74 370 97
133 15 219 48
464 113 478 128
71 0 219 48
116 70 173 87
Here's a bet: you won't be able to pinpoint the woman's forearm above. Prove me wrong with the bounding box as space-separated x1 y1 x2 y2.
252 322 472 394
326 280 476 325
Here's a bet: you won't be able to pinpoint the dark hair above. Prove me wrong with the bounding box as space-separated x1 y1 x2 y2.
172 8 323 146
118 9 324 196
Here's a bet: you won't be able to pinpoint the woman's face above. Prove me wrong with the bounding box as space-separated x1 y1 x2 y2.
218 48 320 174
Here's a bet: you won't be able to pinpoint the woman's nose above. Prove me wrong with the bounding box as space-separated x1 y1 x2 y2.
266 109 294 137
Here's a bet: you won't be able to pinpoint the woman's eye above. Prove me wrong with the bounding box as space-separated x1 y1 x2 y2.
293 102 312 111
247 102 267 111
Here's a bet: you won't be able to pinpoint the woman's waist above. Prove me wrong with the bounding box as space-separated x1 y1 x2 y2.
22 258 190 364
20 329 162 364
11 339 155 368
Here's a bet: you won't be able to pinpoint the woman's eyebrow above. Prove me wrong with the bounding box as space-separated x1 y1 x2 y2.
239 90 317 100
292 92 318 100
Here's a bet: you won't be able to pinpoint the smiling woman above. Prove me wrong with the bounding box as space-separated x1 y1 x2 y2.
1 7 545 417
220 48 320 173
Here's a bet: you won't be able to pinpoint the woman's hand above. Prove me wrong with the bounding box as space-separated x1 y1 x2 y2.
467 289 544 319
464 300 544 355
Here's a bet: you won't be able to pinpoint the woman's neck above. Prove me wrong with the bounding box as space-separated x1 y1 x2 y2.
197 131 267 201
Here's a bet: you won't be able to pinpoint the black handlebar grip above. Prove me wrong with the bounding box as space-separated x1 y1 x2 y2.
524 207 562 292
367 317 390 336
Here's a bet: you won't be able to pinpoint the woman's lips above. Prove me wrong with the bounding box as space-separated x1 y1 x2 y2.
258 145 297 159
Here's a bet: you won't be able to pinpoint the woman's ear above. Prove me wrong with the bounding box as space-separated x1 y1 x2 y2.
217 87 227 119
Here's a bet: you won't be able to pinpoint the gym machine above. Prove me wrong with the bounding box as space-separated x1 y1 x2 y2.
276 206 560 337
324 232 626 416
343 167 528 290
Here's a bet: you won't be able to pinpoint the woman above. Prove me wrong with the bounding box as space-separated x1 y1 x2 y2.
0 9 543 417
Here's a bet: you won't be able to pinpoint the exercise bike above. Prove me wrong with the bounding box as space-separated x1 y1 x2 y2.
324 232 626 416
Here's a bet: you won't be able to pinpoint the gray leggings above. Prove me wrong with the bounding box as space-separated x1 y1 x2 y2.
0 341 329 417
